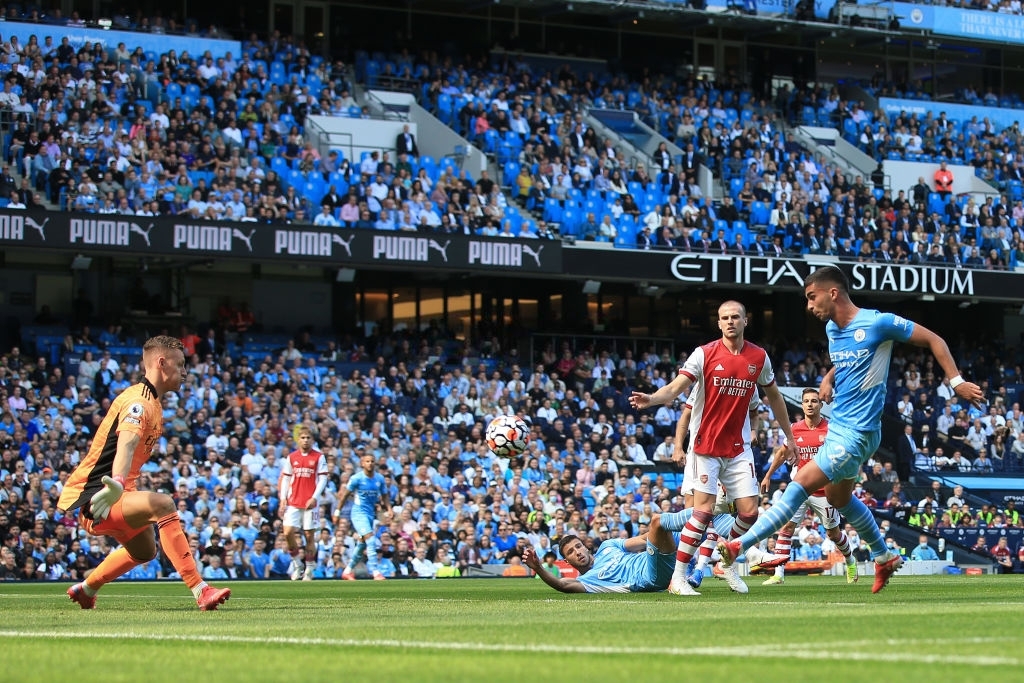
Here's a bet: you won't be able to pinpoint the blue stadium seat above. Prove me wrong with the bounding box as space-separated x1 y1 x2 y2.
750 201 770 226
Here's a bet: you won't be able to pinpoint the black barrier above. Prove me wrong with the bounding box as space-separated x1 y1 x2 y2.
4 210 1024 300
939 527 1024 550
0 211 563 274
562 248 1024 301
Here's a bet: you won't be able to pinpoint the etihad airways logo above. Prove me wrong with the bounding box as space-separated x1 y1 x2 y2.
831 349 870 362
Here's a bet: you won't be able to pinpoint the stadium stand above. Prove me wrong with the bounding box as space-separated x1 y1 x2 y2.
1 5 1023 582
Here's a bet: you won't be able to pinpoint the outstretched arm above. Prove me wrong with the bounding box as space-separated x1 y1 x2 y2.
908 325 984 408
630 372 693 411
521 545 587 593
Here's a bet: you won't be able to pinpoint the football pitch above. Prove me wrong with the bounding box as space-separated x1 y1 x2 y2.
3 575 1024 683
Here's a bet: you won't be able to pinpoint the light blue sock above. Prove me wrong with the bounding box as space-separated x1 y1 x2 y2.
712 513 735 537
364 537 380 574
739 483 808 551
658 509 694 532
839 497 888 559
349 541 367 570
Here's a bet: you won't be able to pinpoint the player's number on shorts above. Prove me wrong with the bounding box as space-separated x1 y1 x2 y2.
749 463 756 479
824 506 835 519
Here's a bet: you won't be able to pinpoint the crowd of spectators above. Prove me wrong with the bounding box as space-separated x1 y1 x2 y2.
0 17 358 222
1 297 1021 582
883 340 1024 473
418 52 1024 263
1 11 1024 264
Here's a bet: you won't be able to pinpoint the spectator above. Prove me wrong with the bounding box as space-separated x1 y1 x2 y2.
909 535 939 561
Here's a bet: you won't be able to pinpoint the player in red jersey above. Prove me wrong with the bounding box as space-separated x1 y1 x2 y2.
630 301 797 596
279 426 328 581
756 388 858 585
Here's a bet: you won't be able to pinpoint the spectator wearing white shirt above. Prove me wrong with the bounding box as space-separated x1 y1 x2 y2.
965 419 988 455
420 201 442 228
222 121 243 148
598 215 617 240
313 205 340 227
653 435 676 462
197 57 221 82
148 103 170 130
536 399 557 425
360 151 379 175
0 81 18 108
205 425 230 455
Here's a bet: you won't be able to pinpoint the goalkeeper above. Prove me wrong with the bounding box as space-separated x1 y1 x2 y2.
57 336 231 611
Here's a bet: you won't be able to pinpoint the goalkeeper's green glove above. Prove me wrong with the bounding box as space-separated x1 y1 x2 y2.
90 475 125 521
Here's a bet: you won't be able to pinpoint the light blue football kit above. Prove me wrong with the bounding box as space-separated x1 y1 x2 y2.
345 470 388 574
576 512 735 593
576 537 678 593
733 307 913 560
347 470 388 536
815 309 914 481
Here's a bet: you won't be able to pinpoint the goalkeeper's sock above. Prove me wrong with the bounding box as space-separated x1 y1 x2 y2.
191 582 209 600
157 512 202 590
85 547 140 592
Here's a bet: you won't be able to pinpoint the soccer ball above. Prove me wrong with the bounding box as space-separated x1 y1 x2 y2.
486 415 530 456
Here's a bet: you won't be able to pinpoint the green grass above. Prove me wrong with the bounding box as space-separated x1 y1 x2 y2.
3 575 1024 682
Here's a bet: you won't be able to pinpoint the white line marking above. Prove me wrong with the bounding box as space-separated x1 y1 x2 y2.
0 630 1018 666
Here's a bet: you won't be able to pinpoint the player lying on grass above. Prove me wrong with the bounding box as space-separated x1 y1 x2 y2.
522 506 774 594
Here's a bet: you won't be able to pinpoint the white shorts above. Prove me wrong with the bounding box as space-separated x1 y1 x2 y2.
681 449 697 496
788 493 841 530
680 452 734 514
282 506 320 531
690 448 759 501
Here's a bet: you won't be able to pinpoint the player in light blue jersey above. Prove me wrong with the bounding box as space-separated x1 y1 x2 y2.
720 266 984 593
336 452 390 581
522 508 753 593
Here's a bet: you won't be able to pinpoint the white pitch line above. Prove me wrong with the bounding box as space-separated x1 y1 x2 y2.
0 630 1018 666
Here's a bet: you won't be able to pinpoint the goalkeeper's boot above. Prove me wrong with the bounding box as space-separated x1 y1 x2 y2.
197 585 231 611
67 583 96 609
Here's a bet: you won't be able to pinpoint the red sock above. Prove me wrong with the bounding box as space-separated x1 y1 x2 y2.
675 509 713 565
158 512 202 589
775 531 793 558
730 513 758 541
699 528 720 559
85 547 141 590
